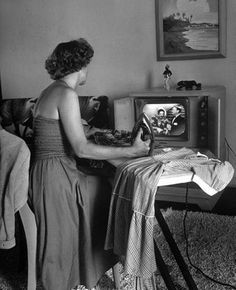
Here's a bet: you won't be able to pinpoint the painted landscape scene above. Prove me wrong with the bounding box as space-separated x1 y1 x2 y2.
162 0 220 54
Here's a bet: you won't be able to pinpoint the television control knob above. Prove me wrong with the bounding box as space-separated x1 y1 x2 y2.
200 121 206 127
200 111 207 117
200 101 206 108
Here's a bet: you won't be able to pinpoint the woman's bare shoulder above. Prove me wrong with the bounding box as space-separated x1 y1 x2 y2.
34 83 78 119
56 87 80 119
57 86 79 106
40 83 78 106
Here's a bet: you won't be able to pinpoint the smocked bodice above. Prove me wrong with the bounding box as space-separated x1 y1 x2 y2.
32 115 72 160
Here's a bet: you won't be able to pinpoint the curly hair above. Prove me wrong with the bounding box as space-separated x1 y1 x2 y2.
45 38 94 80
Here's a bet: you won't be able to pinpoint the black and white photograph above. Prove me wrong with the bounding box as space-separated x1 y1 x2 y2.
0 0 236 289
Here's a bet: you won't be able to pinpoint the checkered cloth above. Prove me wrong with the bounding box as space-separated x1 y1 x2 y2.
105 156 165 278
105 147 234 279
153 147 234 193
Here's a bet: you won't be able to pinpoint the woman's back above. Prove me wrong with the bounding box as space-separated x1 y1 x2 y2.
32 115 72 160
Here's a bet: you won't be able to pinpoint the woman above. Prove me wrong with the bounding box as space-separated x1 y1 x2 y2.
29 38 150 290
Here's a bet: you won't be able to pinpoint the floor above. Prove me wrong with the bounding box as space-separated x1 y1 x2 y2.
0 186 235 277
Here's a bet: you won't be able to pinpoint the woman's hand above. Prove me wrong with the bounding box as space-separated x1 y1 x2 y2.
132 129 151 156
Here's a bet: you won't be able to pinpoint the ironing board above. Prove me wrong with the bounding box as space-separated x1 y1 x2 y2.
107 148 229 290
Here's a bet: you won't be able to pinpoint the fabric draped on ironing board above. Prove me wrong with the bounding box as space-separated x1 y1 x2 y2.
105 147 234 279
105 156 165 278
154 148 234 195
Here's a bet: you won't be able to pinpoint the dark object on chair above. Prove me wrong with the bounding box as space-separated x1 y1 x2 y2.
177 80 201 91
0 98 37 147
1 95 110 143
89 95 110 129
79 95 110 129
0 98 36 128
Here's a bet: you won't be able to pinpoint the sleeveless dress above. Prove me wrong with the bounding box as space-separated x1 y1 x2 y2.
28 115 118 290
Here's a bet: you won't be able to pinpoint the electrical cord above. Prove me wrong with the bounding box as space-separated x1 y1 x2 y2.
183 184 236 289
225 137 236 159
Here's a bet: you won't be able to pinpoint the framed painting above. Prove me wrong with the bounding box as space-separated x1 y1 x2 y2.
156 0 227 60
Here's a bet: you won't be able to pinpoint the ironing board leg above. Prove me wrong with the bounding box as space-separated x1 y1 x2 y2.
154 203 198 290
153 240 176 289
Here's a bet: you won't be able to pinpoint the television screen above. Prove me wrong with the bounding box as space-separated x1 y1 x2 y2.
134 97 189 141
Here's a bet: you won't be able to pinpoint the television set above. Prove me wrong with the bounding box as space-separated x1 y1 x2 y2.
113 86 226 159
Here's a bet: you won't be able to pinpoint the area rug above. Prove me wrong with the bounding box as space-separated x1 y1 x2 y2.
153 208 236 290
0 208 236 290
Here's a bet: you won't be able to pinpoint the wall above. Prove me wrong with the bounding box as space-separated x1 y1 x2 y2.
1 0 236 180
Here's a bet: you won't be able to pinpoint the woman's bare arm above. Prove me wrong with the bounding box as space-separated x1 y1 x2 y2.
58 89 150 160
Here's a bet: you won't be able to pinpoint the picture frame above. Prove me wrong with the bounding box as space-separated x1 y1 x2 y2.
156 0 227 61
